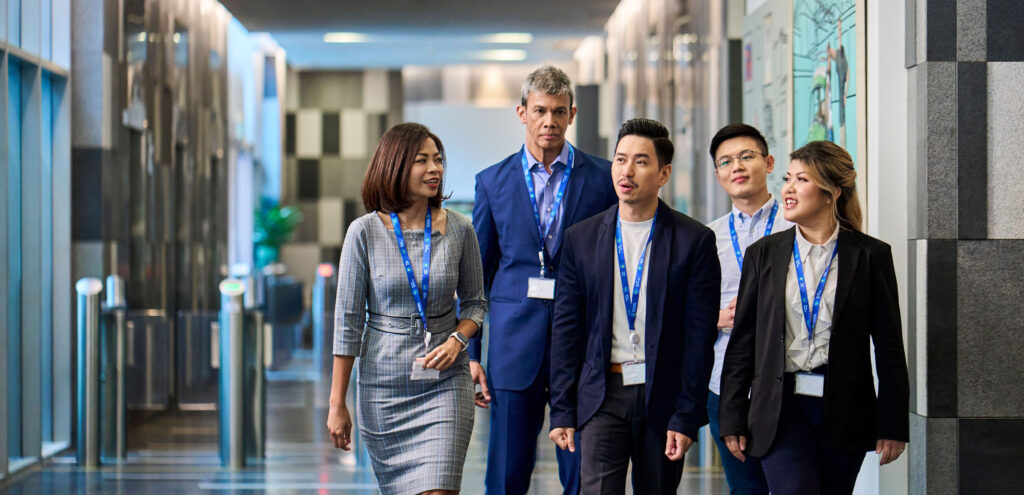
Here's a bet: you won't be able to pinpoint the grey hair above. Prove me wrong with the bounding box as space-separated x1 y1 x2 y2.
520 65 574 108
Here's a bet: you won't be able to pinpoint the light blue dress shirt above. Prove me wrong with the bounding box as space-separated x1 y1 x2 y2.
706 196 792 394
524 141 571 256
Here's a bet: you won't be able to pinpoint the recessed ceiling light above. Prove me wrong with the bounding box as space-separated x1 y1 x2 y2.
323 32 369 43
480 32 533 44
473 49 528 62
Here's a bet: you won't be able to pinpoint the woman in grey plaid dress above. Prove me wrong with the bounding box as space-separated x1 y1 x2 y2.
327 123 487 495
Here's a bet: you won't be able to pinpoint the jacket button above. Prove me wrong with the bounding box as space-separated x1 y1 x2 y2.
779 336 784 343
776 374 782 381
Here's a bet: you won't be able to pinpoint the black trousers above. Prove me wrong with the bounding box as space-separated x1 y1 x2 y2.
579 373 684 495
758 373 866 495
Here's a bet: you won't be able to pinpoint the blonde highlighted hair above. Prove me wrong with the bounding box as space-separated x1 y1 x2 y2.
789 141 862 232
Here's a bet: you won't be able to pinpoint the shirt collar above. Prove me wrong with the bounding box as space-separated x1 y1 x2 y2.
731 195 778 226
525 141 571 173
794 223 840 259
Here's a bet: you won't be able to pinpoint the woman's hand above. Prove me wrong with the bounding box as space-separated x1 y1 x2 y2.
327 404 353 450
876 439 906 465
423 336 463 371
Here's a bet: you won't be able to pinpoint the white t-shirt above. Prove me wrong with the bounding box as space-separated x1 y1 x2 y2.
611 217 654 364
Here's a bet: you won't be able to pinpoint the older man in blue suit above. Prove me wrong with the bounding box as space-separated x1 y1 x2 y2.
471 65 617 495
548 118 720 494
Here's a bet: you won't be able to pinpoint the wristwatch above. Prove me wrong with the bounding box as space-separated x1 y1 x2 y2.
449 332 469 351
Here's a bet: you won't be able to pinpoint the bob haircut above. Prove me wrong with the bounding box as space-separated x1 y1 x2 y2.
361 122 449 213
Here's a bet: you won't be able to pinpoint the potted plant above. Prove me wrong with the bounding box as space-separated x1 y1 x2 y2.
254 197 303 269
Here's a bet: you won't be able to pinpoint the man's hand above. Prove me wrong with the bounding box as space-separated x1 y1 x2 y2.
876 439 906 466
665 430 694 461
717 297 738 329
724 434 748 462
470 361 491 408
549 427 577 452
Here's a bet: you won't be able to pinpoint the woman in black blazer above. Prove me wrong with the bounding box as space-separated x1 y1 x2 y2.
718 140 909 494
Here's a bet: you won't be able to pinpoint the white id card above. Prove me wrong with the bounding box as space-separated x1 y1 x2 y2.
621 361 646 386
794 372 825 397
527 277 556 299
410 358 440 381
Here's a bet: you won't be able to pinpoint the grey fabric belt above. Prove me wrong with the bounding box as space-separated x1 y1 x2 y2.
366 309 457 335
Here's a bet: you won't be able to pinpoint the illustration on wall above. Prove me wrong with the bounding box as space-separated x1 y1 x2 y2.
792 0 857 166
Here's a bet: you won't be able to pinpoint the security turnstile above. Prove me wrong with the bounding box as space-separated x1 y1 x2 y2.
76 275 129 467
312 263 337 391
216 278 268 467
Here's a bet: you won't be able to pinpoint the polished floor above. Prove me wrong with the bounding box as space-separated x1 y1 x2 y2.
1 376 730 494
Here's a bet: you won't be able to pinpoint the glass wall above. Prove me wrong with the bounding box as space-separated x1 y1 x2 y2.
0 0 72 480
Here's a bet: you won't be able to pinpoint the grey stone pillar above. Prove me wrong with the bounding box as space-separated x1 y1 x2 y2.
906 1 1024 493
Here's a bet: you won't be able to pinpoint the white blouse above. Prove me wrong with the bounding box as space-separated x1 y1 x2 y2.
784 225 839 372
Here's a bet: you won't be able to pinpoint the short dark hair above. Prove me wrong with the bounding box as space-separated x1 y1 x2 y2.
709 123 769 161
361 122 449 213
615 118 674 168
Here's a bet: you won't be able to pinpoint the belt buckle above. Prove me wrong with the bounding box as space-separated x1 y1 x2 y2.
409 315 423 335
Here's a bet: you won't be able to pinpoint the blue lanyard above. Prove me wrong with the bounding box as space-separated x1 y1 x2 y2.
390 209 432 338
729 200 778 271
616 210 658 336
793 238 838 341
520 145 574 254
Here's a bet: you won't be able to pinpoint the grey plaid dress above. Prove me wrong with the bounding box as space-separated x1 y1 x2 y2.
333 209 487 495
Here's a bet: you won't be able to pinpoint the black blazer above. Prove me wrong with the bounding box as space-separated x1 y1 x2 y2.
718 227 909 456
549 201 721 440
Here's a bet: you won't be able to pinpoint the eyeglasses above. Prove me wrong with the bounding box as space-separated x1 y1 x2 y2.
714 150 766 170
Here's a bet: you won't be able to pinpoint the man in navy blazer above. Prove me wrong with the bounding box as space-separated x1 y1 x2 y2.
549 118 720 494
471 65 617 494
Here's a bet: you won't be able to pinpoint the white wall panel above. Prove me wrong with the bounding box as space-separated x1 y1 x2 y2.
362 69 389 113
987 63 1024 239
340 108 366 159
295 108 322 158
318 198 343 245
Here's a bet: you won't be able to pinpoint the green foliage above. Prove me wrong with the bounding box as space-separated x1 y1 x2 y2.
254 197 303 248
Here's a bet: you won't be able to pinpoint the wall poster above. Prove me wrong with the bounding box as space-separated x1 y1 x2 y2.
792 0 858 166
742 0 793 198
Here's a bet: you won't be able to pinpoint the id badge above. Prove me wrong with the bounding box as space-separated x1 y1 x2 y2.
410 358 440 381
621 361 646 386
527 277 556 299
794 372 824 397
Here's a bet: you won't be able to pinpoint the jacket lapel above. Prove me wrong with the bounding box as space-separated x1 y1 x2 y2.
597 206 617 367
831 229 859 323
643 201 671 367
550 146 586 259
772 228 796 331
509 148 543 249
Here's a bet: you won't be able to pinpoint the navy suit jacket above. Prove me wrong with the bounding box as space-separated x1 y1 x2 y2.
470 145 617 390
549 201 721 440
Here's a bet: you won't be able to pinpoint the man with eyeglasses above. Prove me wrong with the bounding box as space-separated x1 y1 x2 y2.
705 124 792 494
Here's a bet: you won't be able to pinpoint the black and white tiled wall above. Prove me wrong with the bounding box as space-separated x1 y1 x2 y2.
906 1 1024 493
279 69 403 299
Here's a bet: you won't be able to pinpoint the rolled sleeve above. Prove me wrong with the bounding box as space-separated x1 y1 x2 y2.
333 219 370 356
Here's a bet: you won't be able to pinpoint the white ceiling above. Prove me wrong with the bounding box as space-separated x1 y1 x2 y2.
218 0 621 69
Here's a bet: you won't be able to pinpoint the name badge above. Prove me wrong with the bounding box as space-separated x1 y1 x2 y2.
621 361 646 386
527 277 556 299
410 358 440 381
794 372 824 397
